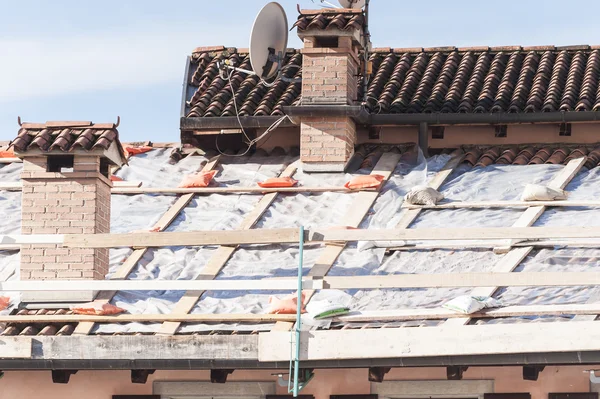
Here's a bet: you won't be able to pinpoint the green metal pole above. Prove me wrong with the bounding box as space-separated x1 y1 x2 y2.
293 225 304 397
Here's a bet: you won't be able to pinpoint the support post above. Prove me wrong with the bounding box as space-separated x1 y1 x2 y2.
290 225 305 397
418 122 429 157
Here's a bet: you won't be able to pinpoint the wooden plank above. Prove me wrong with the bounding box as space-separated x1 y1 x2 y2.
335 303 600 322
306 226 600 242
157 163 298 335
0 313 297 324
0 158 22 164
112 181 143 188
12 225 600 249
402 200 600 210
73 157 220 335
31 335 258 361
3 303 600 324
319 272 600 289
0 182 22 190
0 184 367 194
12 265 600 294
258 320 600 362
445 157 586 327
272 152 403 331
0 337 31 359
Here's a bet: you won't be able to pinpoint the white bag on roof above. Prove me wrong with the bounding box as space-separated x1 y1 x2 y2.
442 295 502 314
404 185 444 206
520 184 567 201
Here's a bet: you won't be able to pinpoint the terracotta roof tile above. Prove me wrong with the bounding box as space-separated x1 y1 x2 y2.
10 122 122 158
461 145 600 167
183 45 600 118
293 10 365 32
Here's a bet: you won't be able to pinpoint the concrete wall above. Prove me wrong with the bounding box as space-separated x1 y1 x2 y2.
357 123 600 148
1 366 590 399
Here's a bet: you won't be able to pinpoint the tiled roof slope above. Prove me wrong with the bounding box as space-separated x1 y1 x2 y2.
185 48 302 118
461 145 600 168
183 45 600 118
11 121 120 153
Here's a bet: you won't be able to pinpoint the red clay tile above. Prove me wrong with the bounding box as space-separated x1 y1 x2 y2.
496 148 518 164
463 148 482 166
546 149 568 164
183 45 600 117
10 121 124 159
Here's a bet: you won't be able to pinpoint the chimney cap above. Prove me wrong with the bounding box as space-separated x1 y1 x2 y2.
10 120 127 166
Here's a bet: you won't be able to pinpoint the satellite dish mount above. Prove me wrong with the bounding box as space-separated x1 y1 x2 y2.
218 2 300 84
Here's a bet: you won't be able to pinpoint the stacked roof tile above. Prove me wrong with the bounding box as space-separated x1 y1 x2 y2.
0 309 75 337
461 145 600 169
183 45 600 118
293 9 365 32
11 121 120 153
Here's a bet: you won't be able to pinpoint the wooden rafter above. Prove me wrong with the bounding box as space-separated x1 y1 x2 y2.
402 199 600 209
6 271 600 292
0 182 370 194
443 156 586 327
156 162 298 335
271 152 412 331
3 303 600 324
72 156 220 335
259 320 600 362
8 225 600 248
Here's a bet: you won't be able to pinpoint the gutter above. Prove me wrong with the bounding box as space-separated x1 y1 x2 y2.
180 116 297 130
3 351 600 370
180 108 600 131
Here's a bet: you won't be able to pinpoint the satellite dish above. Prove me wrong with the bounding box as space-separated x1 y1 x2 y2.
249 2 289 80
339 0 366 8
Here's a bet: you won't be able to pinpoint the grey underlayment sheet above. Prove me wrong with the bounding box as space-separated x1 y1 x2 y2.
1 149 600 330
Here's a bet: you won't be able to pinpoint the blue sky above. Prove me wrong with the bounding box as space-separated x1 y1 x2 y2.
1 0 600 142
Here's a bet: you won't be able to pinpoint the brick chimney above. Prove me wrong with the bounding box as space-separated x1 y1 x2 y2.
11 121 126 303
295 8 367 172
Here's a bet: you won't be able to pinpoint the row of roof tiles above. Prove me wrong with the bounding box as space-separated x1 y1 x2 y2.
462 145 600 169
293 9 364 32
185 47 600 118
10 121 121 153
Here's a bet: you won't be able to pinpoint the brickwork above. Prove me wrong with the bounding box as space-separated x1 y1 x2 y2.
301 116 356 166
20 156 110 281
299 33 361 169
301 48 359 105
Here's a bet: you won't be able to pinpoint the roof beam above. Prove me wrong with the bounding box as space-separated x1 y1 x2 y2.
1 182 372 195
7 271 600 292
180 116 296 130
157 162 298 336
443 156 586 327
3 303 600 324
258 320 600 362
72 156 220 335
10 225 600 248
271 152 403 331
402 199 600 209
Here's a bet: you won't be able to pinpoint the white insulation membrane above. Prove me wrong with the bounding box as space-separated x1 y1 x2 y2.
1 148 599 331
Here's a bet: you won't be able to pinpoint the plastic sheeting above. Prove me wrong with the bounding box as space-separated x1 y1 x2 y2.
1 148 600 332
